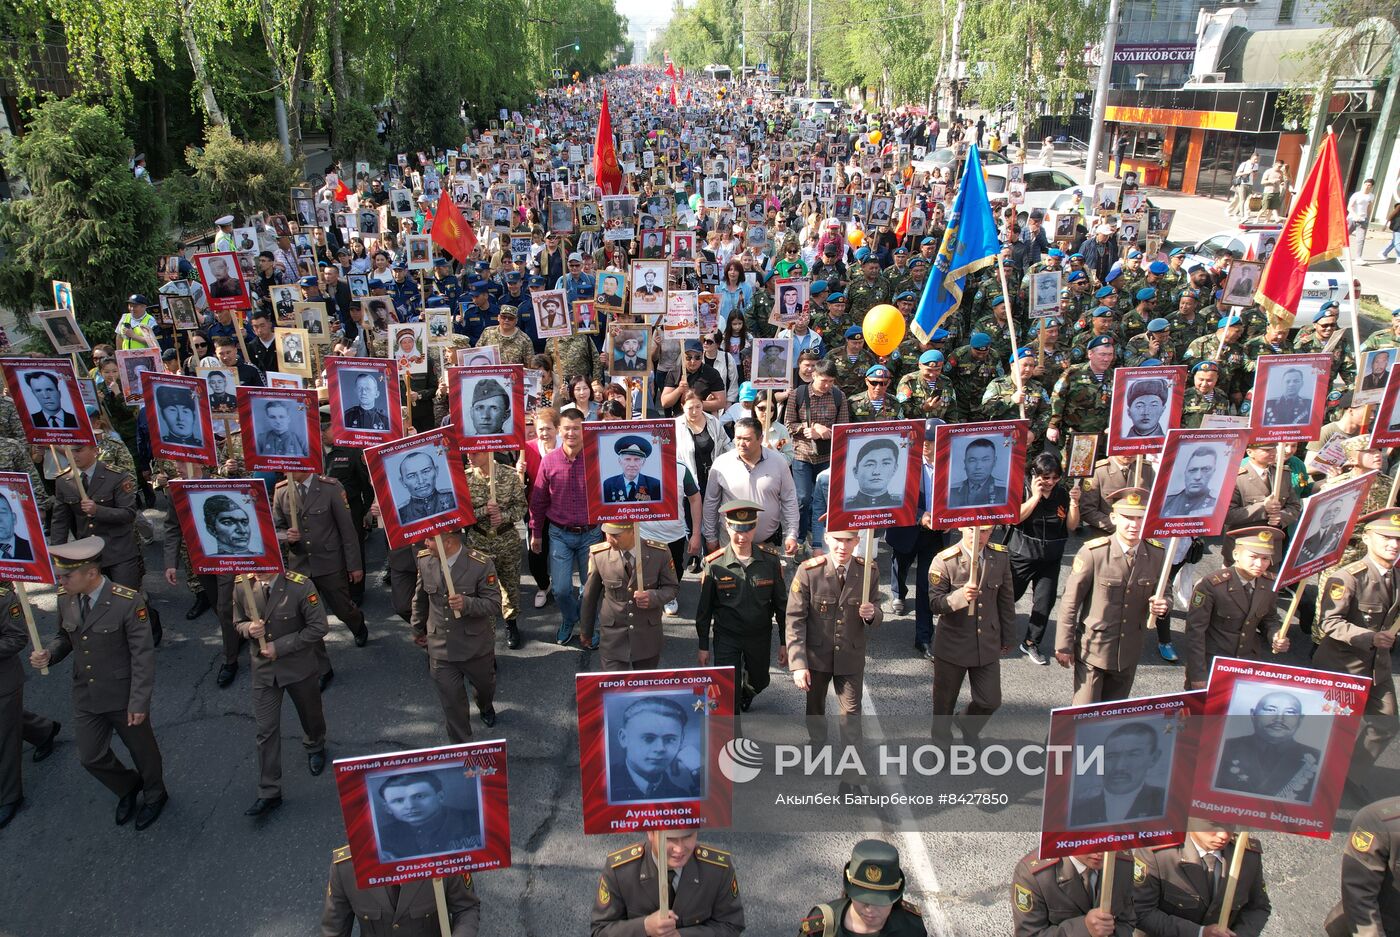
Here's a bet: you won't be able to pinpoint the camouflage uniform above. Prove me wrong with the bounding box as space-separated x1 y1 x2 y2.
947 347 1005 421
825 348 880 397
1242 335 1296 373
1124 333 1177 368
895 373 958 421
0 395 23 439
464 461 526 622
549 334 602 384
1028 340 1074 389
1070 327 1124 363
476 326 535 367
1156 268 1186 300
1121 305 1150 339
970 314 1014 363
1234 305 1268 340
846 392 905 423
809 309 856 344
1185 334 1249 397
748 290 776 338
1294 329 1357 389
808 260 847 294
1359 327 1400 353
1180 389 1234 429
846 276 892 319
1167 313 1215 361
882 263 913 296
982 376 1052 443
97 435 137 481
1049 364 1114 436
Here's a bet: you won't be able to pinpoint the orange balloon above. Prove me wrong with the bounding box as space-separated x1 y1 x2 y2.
847 230 864 247
868 130 883 145
862 304 905 357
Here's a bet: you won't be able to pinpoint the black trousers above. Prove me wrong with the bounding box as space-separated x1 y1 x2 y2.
1010 551 1064 649
713 629 773 697
527 522 551 592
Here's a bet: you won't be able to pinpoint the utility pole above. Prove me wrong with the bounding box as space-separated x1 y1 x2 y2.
805 0 814 95
741 1 747 83
1083 0 1121 188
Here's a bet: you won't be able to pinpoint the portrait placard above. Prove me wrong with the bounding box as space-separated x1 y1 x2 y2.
608 326 652 376
35 308 89 354
533 289 572 338
198 366 240 414
1248 354 1330 444
1039 691 1203 859
453 346 500 369
1106 365 1187 457
1066 433 1098 478
193 250 251 312
825 420 922 531
238 387 322 474
265 372 304 390
773 277 809 326
141 371 217 467
268 285 302 326
365 428 475 549
629 260 668 316
297 302 331 343
601 195 637 241
1029 271 1062 317
749 337 793 392
169 477 283 575
51 280 74 311
582 419 680 524
326 356 405 447
165 293 199 331
114 348 162 403
390 322 429 376
1142 428 1251 540
1366 362 1400 448
1273 470 1376 588
1191 657 1371 838
596 271 627 313
333 741 512 889
275 328 313 378
448 365 525 455
571 301 599 335
1221 259 1264 309
576 666 735 835
929 420 1029 528
0 472 55 584
1354 347 1398 406
662 290 700 342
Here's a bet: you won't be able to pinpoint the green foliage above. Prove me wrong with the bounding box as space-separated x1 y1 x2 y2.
0 99 168 329
156 171 216 232
183 127 305 217
330 99 384 166
650 0 742 70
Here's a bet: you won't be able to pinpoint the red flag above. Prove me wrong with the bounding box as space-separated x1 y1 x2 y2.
594 89 623 196
333 177 351 203
669 82 678 107
894 203 913 242
1254 133 1348 325
430 191 476 263
678 66 684 80
664 61 677 80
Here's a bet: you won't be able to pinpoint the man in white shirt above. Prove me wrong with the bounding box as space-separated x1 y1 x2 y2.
1349 178 1376 259
1228 153 1259 218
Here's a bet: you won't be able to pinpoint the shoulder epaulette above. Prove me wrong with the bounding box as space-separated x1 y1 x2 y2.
285 571 309 584
55 586 66 596
1094 458 1113 468
938 545 961 559
799 915 825 935
417 549 433 558
1238 465 1250 474
644 538 668 551
695 845 731 867
608 843 645 867
275 479 289 487
802 556 826 568
1347 560 1368 575
988 542 1007 552
1149 843 1179 852
320 475 337 484
706 548 726 562
1027 857 1059 873
0 585 11 597
590 542 610 554
1146 539 1164 549
1245 836 1263 854
1208 569 1232 585
467 548 490 564
1085 537 1110 549
898 898 920 915
110 584 138 599
332 845 352 864
757 542 779 555
1375 800 1400 821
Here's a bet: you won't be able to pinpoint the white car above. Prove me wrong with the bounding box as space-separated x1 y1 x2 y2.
1180 227 1357 330
982 166 1082 214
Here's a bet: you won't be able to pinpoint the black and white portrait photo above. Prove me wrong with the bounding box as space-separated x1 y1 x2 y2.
1222 260 1263 308
199 367 239 413
460 375 514 438
1030 272 1061 315
390 187 414 217
1295 492 1359 566
1119 376 1171 439
1160 443 1228 518
1211 681 1330 804
18 368 78 429
868 196 893 227
194 491 262 557
601 195 637 241
391 445 459 524
600 433 663 503
37 309 89 354
750 338 793 388
548 200 574 234
254 398 310 457
604 692 705 805
340 369 391 432
154 384 204 448
1261 365 1316 427
702 177 726 208
946 434 1010 508
368 767 484 862
842 434 908 510
276 330 308 373
1068 718 1172 828
455 347 500 369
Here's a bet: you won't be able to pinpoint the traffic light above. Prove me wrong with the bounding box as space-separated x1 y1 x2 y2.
573 38 580 51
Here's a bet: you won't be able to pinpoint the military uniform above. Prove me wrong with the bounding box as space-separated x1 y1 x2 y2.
1049 365 1115 439
826 348 880 398
927 542 1015 727
1124 333 1176 368
1056 532 1168 703
1316 556 1400 770
1185 334 1248 397
0 583 56 821
1028 341 1074 390
387 544 420 623
694 542 787 707
580 537 679 670
894 374 958 421
1180 388 1233 428
591 841 744 937
1294 329 1356 389
464 462 526 624
321 442 374 602
982 377 1051 443
1011 851 1137 936
273 475 367 650
1360 328 1400 353
411 544 501 741
846 392 905 423
1185 566 1283 686
1132 838 1270 936
947 348 1004 420
1223 463 1300 563
549 333 602 383
801 838 926 936
1167 313 1215 361
786 554 883 715
846 276 891 319
1324 796 1400 936
322 846 480 937
233 571 328 799
51 461 142 588
475 326 534 367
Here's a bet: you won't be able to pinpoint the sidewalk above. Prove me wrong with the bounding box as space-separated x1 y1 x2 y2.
1146 189 1400 310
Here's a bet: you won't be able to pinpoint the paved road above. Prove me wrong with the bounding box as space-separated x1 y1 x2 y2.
3 507 1389 936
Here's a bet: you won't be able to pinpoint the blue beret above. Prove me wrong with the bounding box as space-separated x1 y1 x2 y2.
908 257 931 269
990 295 1007 308
1139 357 1163 367
1312 305 1337 321
1126 249 1142 260
1067 270 1087 282
1087 335 1115 350
919 350 944 365
930 328 950 341
811 279 829 294
1047 248 1064 258
844 325 863 339
1318 300 1340 313
1148 261 1168 275
1169 247 1189 257
894 246 909 255
894 290 918 302
969 332 992 349
1191 360 1220 373
1040 316 1063 329
1391 307 1400 319
1147 318 1169 333
1010 347 1033 363
1093 306 1114 318
1105 268 1123 283
865 364 891 379
855 247 872 261
1135 287 1157 302
1218 314 1242 328
920 236 936 246
1094 286 1115 299
828 292 847 303
1069 253 1084 260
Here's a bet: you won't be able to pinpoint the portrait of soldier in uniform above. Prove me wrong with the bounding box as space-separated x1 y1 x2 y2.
1262 366 1315 427
342 371 391 431
371 769 484 861
947 436 1008 508
842 437 904 510
606 694 704 804
254 399 309 457
1212 688 1325 803
1160 444 1223 518
393 449 458 524
602 435 662 503
1296 498 1351 565
1121 377 1169 439
465 378 512 437
201 494 258 556
155 385 203 448
204 369 238 413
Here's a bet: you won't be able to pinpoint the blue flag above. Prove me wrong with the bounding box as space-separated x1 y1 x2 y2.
911 145 1002 343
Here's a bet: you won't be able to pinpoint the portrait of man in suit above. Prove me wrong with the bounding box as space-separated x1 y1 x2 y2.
1212 689 1323 803
1360 349 1394 393
372 770 483 861
1296 499 1349 565
843 436 903 510
607 695 703 804
202 494 256 556
1069 721 1168 827
255 399 309 457
612 331 648 374
22 370 78 429
155 385 203 448
0 494 33 561
394 450 457 524
947 437 1008 508
636 269 663 296
343 371 390 431
602 435 662 503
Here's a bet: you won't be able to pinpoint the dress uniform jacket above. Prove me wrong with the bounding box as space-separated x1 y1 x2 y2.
1184 568 1282 686
0 585 26 700
1317 558 1400 683
1079 460 1154 534
232 572 328 687
51 463 140 567
694 544 787 650
47 581 154 714
273 476 363 577
411 548 501 662
798 897 926 936
1132 840 1270 936
786 556 884 677
1324 796 1400 936
1012 851 1136 937
590 842 744 937
323 446 374 525
322 845 480 937
580 540 680 665
0 585 29 806
1056 537 1168 672
1223 465 1301 560
927 544 1016 668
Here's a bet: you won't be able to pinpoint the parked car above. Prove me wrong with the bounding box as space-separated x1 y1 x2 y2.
912 146 1010 179
982 166 1082 213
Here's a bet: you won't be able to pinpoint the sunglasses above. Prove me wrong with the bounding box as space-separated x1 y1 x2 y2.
867 379 890 386
192 341 207 348
703 338 717 345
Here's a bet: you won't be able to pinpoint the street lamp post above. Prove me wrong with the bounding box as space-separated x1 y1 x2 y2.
552 38 580 86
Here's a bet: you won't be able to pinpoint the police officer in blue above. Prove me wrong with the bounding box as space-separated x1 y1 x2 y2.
432 257 461 307
457 282 496 344
387 261 421 322
501 272 540 351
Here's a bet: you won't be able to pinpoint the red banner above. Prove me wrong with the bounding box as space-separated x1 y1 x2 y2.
364 428 475 551
825 420 923 532
237 386 323 474
0 472 54 584
1 357 96 448
142 371 217 467
168 477 284 576
928 420 1028 528
582 420 680 525
447 365 526 455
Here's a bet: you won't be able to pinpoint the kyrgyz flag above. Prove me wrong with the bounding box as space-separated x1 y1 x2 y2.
894 202 913 242
430 191 476 262
594 89 623 195
332 177 351 203
1254 132 1347 325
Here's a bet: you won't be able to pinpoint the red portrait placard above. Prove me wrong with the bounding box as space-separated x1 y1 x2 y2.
193 250 251 312
1191 657 1371 838
1142 428 1251 540
326 356 405 448
1366 364 1400 449
0 472 54 584
1247 354 1331 445
928 420 1028 529
364 428 475 551
825 420 922 532
333 741 512 889
141 371 217 467
1272 470 1377 589
448 365 526 455
237 386 323 474
1 357 97 448
168 477 284 576
1039 691 1204 859
582 420 680 525
1106 365 1186 457
576 666 735 835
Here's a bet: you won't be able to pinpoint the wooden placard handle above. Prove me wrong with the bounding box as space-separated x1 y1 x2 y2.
656 830 670 913
431 877 452 937
237 575 270 652
434 534 463 618
1215 832 1249 927
15 583 47 675
62 446 87 500
1098 850 1115 912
